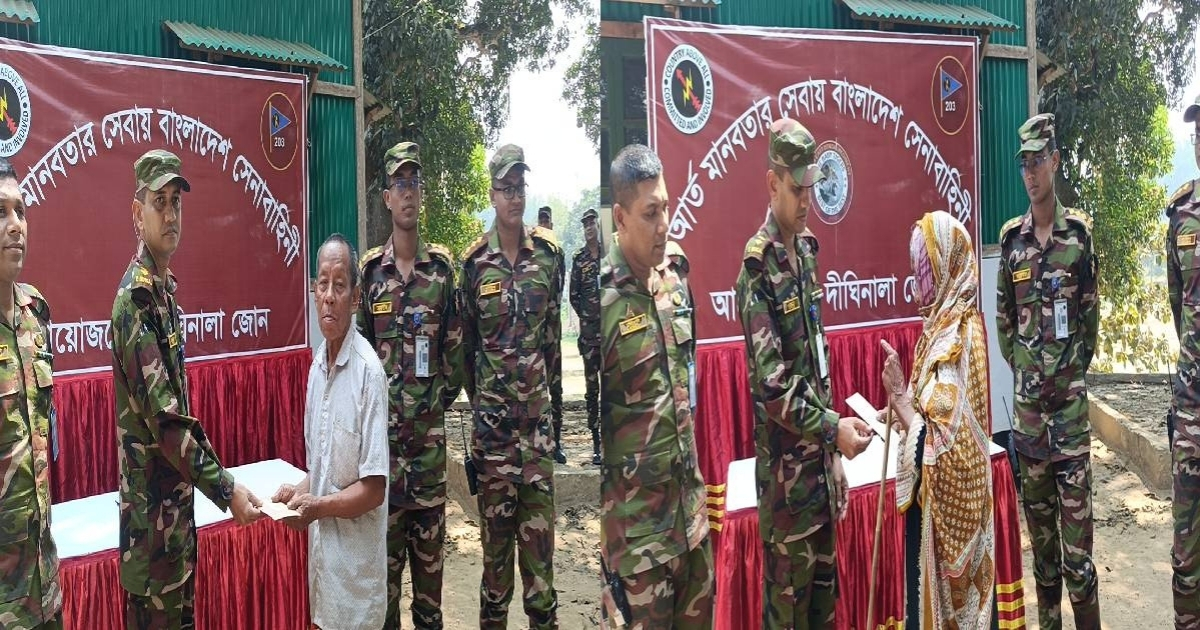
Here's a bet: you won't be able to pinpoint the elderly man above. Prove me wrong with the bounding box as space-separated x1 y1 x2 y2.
0 156 61 629
111 149 262 629
273 234 389 629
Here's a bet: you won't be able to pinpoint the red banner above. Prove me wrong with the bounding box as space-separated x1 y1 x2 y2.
645 18 980 342
0 39 309 374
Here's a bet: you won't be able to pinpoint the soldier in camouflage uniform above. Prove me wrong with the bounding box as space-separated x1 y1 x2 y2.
1166 96 1200 629
996 114 1101 630
734 119 871 629
538 205 567 465
358 142 461 629
460 144 563 629
110 149 262 629
570 207 602 465
597 144 712 629
0 157 61 630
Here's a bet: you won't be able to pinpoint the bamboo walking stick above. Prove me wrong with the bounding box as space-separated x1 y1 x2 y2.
866 407 893 630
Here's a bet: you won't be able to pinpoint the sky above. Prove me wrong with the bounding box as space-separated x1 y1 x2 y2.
1161 27 1200 194
493 9 600 204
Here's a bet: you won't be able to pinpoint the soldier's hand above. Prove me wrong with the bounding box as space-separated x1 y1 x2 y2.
836 417 873 459
272 483 298 504
829 454 849 521
230 483 263 526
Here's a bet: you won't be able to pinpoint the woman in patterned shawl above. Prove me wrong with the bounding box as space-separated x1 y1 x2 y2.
881 210 995 628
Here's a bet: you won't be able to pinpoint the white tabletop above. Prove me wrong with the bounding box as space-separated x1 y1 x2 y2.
52 459 307 560
724 437 1004 514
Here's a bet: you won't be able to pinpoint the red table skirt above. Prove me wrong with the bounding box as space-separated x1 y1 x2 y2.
49 348 311 502
61 518 310 629
714 453 1026 630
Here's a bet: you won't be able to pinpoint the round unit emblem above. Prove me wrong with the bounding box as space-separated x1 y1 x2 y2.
0 63 32 158
661 44 714 135
812 141 853 226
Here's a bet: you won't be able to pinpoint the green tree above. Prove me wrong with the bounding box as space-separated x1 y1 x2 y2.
563 17 600 151
362 0 590 256
1037 0 1200 371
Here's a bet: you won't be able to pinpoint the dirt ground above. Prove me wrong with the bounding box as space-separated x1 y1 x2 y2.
397 369 1180 628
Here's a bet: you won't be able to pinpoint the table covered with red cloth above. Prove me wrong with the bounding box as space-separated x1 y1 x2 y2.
714 451 1026 630
53 459 312 629
49 348 311 502
694 323 923 537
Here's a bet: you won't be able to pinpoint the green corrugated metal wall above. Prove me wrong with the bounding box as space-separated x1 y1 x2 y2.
601 0 1032 244
0 0 358 271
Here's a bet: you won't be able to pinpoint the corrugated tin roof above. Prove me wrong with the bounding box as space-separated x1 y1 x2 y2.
0 0 38 24
163 20 346 71
840 0 1017 31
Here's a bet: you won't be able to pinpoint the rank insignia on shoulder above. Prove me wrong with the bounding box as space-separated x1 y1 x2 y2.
34 333 44 348
480 281 502 297
782 296 801 315
169 332 179 348
1179 233 1197 248
619 313 649 336
372 301 392 315
1012 268 1032 283
0 344 10 360
134 268 152 285
672 293 682 306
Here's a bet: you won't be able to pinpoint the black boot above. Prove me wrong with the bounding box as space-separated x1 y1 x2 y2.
553 423 567 464
591 426 602 466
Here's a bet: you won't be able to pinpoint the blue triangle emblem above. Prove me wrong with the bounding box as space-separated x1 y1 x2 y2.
269 104 292 136
940 68 963 101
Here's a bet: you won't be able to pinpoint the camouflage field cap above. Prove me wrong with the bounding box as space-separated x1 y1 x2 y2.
1185 94 1200 123
581 207 598 224
1016 113 1056 157
134 149 191 192
538 205 552 221
768 118 824 187
385 141 421 176
489 144 530 180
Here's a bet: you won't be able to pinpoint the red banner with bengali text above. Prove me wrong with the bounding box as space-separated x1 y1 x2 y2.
645 18 980 342
0 38 308 374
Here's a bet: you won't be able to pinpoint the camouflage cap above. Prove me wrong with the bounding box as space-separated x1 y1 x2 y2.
385 141 421 176
1185 94 1200 123
489 144 530 180
581 207 598 224
768 118 824 188
134 149 191 192
1016 113 1056 157
538 205 552 220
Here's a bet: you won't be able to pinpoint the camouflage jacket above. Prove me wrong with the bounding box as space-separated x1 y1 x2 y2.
111 249 235 597
0 283 61 624
598 241 708 577
569 244 602 347
996 200 1099 460
1167 180 1200 447
459 226 563 483
358 237 462 508
735 216 839 544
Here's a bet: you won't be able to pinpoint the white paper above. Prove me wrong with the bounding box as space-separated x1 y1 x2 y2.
259 500 301 521
845 392 902 445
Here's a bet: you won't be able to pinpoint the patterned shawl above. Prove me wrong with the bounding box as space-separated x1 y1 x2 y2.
896 211 995 629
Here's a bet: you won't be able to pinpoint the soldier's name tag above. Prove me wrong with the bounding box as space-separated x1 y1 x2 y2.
1054 299 1069 340
372 300 392 315
480 281 502 297
781 296 801 315
415 336 431 378
816 333 828 379
1178 233 1197 248
619 313 649 336
1012 268 1032 283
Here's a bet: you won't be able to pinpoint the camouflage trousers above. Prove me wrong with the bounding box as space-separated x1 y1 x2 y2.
1172 432 1200 628
0 570 63 630
387 502 446 629
600 537 714 630
476 474 558 630
1017 453 1100 630
125 580 194 630
762 524 837 630
579 340 600 432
